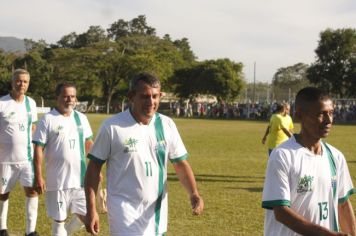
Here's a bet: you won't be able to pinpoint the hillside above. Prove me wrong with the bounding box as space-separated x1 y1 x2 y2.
0 36 26 52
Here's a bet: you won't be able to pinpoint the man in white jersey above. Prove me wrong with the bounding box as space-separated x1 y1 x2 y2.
33 82 93 236
262 87 356 236
0 69 39 236
85 72 204 235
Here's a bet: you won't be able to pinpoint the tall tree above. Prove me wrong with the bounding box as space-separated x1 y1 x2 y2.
307 28 356 97
74 25 107 48
173 38 196 64
13 50 53 98
172 59 244 101
0 50 13 95
272 63 310 101
56 32 78 48
107 15 156 41
94 35 185 113
24 39 48 51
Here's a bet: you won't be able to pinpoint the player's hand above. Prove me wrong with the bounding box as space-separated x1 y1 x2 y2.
85 210 100 235
34 176 45 194
190 194 204 215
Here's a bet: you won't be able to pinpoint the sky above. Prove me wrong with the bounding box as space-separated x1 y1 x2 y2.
1 0 355 83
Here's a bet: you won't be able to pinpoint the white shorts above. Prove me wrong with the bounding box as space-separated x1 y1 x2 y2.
107 194 167 236
46 189 86 221
0 162 34 194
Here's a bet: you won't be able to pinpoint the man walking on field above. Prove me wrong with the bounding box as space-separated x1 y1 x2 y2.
33 82 93 236
85 72 204 235
262 87 356 236
0 69 39 236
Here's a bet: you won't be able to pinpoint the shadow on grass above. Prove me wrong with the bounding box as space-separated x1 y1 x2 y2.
168 173 264 183
225 187 264 193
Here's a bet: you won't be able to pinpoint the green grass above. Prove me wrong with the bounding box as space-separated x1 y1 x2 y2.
5 115 356 235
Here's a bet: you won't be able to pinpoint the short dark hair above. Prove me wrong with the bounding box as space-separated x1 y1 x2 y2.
55 82 76 96
295 87 331 111
274 103 284 113
129 72 160 93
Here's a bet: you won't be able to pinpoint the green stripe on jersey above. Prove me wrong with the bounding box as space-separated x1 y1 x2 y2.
323 142 339 232
339 189 356 204
87 153 106 164
32 141 45 147
262 200 291 209
170 153 188 163
25 96 32 162
25 96 34 184
154 114 166 235
74 111 86 187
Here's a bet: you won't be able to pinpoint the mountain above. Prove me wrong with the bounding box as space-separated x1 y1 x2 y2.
0 36 26 53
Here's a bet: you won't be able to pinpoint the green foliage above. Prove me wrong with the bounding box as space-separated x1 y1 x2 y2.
0 49 13 95
172 59 244 101
13 50 54 98
107 15 156 41
272 63 311 101
308 28 356 98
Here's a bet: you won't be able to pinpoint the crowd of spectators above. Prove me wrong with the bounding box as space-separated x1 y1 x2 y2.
168 99 356 123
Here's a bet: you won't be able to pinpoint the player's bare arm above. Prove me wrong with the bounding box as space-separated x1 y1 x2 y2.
84 160 103 235
338 199 356 236
85 139 94 155
274 206 349 236
173 160 204 215
33 144 45 194
262 125 270 144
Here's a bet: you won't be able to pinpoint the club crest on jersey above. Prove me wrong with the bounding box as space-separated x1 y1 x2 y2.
155 140 166 151
5 111 15 120
297 175 314 193
124 138 138 153
55 125 64 135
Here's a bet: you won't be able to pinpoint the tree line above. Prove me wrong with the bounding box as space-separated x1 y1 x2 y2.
0 15 355 112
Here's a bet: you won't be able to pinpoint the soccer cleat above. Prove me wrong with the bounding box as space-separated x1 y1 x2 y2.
25 231 39 236
0 229 9 236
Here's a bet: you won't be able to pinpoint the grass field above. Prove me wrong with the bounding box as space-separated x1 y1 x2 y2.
5 114 356 235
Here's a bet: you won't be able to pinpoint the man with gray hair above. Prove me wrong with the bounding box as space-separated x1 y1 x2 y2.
0 69 39 236
85 72 204 235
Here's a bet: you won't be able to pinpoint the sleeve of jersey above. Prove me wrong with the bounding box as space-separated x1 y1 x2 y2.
337 152 355 203
167 120 188 164
82 115 93 140
87 123 110 164
262 150 291 209
32 116 47 147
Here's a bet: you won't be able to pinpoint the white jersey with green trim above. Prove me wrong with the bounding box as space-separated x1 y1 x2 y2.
0 94 37 164
88 109 188 235
33 109 93 191
262 135 355 236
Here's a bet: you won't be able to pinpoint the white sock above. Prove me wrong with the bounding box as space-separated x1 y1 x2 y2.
52 221 67 236
26 196 38 234
65 216 84 235
0 199 8 230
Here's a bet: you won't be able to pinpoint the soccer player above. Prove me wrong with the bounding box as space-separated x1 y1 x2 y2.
33 82 93 236
85 72 204 235
262 87 356 236
0 69 39 236
262 102 294 156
